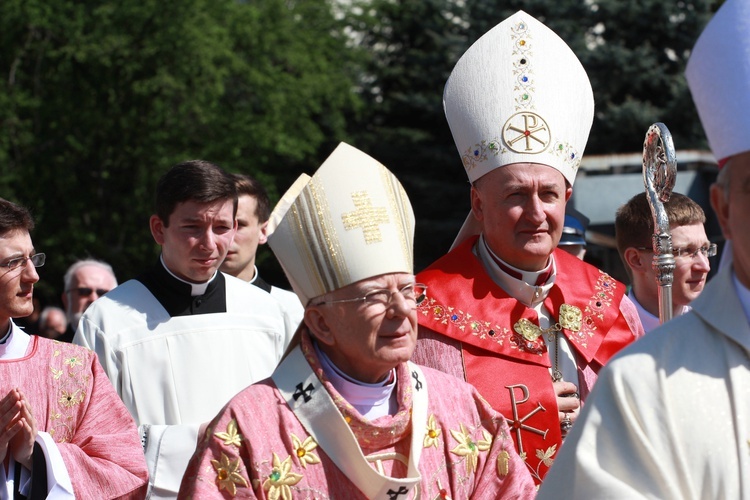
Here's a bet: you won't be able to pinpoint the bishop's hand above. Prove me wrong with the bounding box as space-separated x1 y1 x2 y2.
553 380 580 437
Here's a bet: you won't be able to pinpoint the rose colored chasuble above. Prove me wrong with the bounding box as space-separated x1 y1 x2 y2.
415 236 640 483
0 324 148 498
179 330 535 499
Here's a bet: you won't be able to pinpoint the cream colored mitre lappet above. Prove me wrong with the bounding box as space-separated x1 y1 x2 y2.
686 0 750 164
445 11 594 247
266 142 415 306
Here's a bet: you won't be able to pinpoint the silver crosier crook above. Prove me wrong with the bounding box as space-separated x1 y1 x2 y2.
642 122 677 324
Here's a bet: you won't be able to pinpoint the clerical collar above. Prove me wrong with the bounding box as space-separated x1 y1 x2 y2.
0 322 11 344
482 236 553 285
250 266 273 293
476 234 556 307
137 258 228 317
248 265 259 285
0 321 31 360
160 255 216 296
313 340 396 420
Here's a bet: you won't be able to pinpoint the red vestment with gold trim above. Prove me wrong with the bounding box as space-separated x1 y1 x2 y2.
415 236 641 483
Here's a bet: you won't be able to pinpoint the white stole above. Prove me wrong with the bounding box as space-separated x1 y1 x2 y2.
273 346 428 499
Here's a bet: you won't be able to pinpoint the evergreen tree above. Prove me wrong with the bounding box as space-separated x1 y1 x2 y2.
0 0 357 297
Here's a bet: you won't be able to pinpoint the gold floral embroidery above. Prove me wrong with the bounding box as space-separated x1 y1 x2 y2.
64 356 83 368
497 450 510 477
215 419 243 448
262 453 302 500
450 424 492 474
291 434 320 468
59 389 83 407
211 452 249 497
535 444 556 467
47 343 92 443
424 414 441 448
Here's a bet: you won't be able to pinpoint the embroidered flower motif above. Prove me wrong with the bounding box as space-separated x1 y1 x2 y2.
424 414 441 448
215 419 243 448
497 450 510 477
50 367 63 380
535 444 557 467
64 356 83 368
450 424 492 474
211 452 248 496
59 389 83 407
263 453 302 500
291 434 320 468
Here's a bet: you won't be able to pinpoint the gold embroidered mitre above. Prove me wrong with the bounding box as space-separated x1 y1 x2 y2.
266 142 415 305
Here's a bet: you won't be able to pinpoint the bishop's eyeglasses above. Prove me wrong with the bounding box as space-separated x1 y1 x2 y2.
316 283 428 308
1 253 46 271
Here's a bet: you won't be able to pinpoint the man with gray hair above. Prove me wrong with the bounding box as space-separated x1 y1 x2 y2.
59 259 118 342
37 306 67 340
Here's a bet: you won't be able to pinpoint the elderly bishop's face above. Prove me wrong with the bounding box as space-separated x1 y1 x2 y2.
307 272 419 384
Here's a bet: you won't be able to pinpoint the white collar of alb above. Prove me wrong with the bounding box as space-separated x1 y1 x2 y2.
160 254 217 296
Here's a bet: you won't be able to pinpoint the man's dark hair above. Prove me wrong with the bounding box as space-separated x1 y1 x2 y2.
232 173 271 223
155 160 238 226
0 198 34 235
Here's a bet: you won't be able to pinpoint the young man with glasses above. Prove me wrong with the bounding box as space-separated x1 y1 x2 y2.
180 143 535 498
0 197 147 498
59 259 118 342
615 192 712 333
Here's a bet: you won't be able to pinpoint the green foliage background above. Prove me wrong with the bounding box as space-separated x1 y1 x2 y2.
0 0 723 306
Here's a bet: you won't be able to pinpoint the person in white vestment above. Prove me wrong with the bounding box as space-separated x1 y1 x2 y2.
220 173 304 327
73 160 295 499
538 1 750 497
615 192 713 333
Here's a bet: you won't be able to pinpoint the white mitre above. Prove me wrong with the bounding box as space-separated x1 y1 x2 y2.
444 10 594 186
445 11 594 247
267 142 415 306
686 0 750 164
